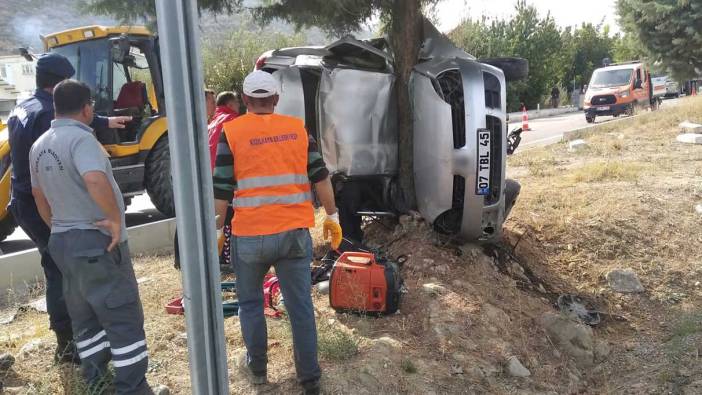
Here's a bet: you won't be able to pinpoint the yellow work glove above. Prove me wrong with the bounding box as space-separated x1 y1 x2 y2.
323 212 343 250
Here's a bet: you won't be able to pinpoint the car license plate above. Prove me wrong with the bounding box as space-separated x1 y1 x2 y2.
476 129 491 196
597 106 610 111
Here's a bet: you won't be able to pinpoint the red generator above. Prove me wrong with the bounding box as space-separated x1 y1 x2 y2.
329 252 401 315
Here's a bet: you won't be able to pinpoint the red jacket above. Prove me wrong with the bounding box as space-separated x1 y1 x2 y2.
207 106 239 170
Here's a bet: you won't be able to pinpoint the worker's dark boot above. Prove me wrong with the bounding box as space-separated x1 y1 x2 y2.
54 330 80 365
301 379 320 395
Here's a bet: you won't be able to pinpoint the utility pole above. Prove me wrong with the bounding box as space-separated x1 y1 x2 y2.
155 0 230 393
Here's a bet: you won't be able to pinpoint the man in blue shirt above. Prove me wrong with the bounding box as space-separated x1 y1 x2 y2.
7 53 130 364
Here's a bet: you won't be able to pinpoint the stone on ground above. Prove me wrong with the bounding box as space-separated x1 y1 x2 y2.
679 121 702 133
606 268 644 293
153 384 171 395
506 356 531 377
370 336 402 353
18 339 47 360
0 353 15 371
422 283 448 296
676 133 702 144
539 312 594 367
568 139 589 152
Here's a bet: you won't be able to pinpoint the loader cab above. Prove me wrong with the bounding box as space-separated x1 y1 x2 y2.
41 26 175 217
44 27 165 145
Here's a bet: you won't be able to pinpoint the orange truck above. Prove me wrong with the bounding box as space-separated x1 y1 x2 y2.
583 61 659 123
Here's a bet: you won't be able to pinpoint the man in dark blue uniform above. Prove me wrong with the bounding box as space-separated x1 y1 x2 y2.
7 53 131 364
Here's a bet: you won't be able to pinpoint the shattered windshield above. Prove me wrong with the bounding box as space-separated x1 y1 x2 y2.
590 69 633 88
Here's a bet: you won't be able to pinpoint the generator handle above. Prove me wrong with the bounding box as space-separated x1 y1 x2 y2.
338 251 376 265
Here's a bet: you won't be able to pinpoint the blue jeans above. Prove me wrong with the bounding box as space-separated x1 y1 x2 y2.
232 228 320 384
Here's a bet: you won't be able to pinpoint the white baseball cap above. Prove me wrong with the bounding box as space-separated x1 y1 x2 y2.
243 70 279 98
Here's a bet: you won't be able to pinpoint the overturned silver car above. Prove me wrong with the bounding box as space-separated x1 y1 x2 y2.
256 22 525 242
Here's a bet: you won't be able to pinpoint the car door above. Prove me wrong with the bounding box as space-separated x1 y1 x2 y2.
317 36 397 176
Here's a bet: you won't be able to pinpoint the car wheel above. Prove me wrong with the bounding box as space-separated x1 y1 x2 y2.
626 104 635 116
145 135 175 217
478 57 529 81
0 212 17 242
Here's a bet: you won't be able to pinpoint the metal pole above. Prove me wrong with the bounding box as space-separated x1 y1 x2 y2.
154 1 229 393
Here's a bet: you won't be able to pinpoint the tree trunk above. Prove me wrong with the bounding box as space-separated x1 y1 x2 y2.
390 0 423 212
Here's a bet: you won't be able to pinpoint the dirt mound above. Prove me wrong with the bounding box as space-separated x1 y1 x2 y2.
304 215 591 395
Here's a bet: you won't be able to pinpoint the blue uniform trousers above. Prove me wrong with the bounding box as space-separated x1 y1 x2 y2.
10 196 72 335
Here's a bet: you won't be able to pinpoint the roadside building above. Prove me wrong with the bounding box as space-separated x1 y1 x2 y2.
0 55 36 118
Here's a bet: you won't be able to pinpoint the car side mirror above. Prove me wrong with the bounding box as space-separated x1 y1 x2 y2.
634 80 642 89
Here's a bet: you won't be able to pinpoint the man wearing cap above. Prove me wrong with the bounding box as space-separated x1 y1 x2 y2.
32 79 153 395
6 53 131 364
213 70 342 395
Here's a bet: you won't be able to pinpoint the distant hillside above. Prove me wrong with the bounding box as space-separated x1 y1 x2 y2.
0 0 355 56
0 0 117 54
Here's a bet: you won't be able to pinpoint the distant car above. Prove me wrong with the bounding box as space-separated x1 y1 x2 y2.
651 75 667 101
664 78 680 98
583 61 659 124
255 21 528 242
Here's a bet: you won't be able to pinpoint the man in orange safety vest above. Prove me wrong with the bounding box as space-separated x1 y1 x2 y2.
213 70 341 395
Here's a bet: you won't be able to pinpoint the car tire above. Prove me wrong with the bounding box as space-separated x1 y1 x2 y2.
586 114 595 123
145 135 175 217
479 57 528 81
0 212 17 242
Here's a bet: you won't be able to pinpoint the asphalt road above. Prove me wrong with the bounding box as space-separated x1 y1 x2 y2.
510 96 685 150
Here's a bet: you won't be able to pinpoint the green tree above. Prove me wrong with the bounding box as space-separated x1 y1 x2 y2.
82 0 440 210
612 32 648 63
617 0 702 79
202 29 305 94
560 23 616 93
450 1 563 111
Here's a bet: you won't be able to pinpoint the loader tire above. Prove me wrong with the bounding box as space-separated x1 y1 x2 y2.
145 135 175 217
0 212 17 242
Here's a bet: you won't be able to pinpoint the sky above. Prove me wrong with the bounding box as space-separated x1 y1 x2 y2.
435 0 621 33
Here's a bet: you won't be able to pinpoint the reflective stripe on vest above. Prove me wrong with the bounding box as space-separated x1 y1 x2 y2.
237 173 309 191
233 191 312 208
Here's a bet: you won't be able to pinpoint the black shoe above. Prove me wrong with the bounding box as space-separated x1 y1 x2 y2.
236 351 267 385
54 331 80 365
251 371 268 385
301 379 320 395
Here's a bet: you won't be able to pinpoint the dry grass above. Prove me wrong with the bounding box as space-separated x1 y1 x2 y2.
569 161 644 183
316 319 359 361
506 96 702 390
